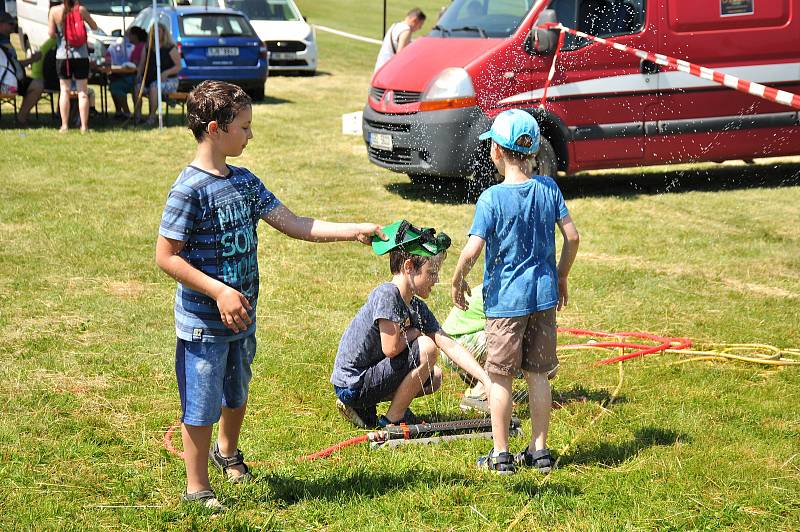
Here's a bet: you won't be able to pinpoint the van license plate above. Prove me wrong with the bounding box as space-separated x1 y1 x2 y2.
208 47 239 57
271 52 295 60
370 133 393 151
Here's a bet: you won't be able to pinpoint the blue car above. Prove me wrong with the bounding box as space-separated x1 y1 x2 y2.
129 6 268 100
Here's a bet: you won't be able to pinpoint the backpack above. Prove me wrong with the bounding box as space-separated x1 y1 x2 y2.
64 4 88 49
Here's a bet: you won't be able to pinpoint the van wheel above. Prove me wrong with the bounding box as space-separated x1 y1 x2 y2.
536 137 558 177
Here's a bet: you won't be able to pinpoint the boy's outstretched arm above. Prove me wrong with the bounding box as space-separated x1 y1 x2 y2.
155 235 252 333
556 215 580 311
262 205 384 244
450 235 485 310
433 330 492 392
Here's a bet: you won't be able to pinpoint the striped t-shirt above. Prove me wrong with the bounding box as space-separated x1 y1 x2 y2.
159 165 281 342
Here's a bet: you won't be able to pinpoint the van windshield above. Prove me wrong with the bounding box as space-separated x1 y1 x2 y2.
431 0 535 38
82 0 171 17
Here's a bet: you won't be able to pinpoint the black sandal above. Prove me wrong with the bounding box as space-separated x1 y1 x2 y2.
476 449 516 475
182 489 225 513
516 448 555 473
209 443 254 484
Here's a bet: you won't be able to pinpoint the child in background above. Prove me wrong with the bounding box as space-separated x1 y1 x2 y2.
452 109 580 475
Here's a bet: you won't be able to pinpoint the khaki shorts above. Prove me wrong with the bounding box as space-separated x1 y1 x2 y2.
485 308 559 376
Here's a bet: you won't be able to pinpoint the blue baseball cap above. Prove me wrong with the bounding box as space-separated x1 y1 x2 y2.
478 109 540 154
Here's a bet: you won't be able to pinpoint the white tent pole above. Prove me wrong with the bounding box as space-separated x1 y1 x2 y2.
153 0 163 129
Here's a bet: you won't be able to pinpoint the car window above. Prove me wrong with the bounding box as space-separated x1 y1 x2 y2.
548 0 645 49
129 8 173 36
227 0 301 21
180 14 257 37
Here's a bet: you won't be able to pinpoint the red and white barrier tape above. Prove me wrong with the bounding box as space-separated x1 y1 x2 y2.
537 22 800 111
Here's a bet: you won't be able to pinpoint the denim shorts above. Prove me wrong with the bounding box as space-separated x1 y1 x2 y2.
334 340 425 408
175 334 257 426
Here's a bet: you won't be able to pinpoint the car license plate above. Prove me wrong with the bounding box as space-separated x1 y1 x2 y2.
271 52 296 60
208 47 239 57
369 133 393 151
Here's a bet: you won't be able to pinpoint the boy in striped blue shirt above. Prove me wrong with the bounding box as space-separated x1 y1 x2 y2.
156 80 383 512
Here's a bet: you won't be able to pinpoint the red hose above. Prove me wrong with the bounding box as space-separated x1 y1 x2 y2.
164 421 184 459
558 327 691 365
299 435 370 462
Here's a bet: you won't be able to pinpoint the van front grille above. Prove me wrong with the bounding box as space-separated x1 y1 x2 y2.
369 86 422 104
364 118 411 132
368 146 413 165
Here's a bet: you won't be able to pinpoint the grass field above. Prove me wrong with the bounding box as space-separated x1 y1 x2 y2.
2 2 800 529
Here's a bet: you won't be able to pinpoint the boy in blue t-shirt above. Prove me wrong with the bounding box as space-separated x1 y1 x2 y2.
156 80 383 511
451 109 580 475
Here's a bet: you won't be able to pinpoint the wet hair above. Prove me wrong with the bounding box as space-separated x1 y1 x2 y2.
497 134 536 161
407 7 426 20
63 0 76 10
389 249 431 275
127 26 147 44
187 80 252 141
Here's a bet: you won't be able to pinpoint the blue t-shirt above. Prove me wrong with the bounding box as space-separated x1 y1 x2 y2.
159 165 281 342
469 176 569 318
330 283 440 389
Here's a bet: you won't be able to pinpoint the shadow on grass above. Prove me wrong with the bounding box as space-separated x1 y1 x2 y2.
260 469 580 505
255 94 293 105
269 70 331 77
559 162 800 199
384 161 800 204
561 426 688 468
553 383 627 410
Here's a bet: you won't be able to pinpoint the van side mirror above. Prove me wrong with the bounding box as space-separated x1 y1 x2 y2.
525 9 559 56
112 29 123 37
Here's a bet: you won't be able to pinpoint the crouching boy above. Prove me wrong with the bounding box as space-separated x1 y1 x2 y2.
331 220 492 429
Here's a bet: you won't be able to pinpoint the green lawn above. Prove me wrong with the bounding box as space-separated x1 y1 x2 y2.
1 3 799 529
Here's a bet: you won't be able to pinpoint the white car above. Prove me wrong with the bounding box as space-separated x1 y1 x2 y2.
193 0 316 75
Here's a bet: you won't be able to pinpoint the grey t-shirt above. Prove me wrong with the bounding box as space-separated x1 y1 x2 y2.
330 282 440 389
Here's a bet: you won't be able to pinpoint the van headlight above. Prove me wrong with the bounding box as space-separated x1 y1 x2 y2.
420 67 477 111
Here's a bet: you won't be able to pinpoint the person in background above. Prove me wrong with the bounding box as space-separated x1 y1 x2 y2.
107 25 146 119
134 22 180 126
48 0 98 132
0 12 42 126
373 7 426 73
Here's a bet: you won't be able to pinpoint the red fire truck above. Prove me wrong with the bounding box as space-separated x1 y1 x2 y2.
363 0 800 187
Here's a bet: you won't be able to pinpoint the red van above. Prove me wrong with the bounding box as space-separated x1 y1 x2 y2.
363 0 800 187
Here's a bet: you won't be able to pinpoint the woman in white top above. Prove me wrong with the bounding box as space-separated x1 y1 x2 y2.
373 8 426 74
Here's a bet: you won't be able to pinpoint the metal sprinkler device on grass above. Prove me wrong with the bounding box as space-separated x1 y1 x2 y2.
368 416 522 449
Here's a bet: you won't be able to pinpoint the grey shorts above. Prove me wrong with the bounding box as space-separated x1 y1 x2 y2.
485 308 559 376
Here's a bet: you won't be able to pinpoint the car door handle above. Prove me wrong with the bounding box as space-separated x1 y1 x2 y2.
640 59 660 75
